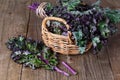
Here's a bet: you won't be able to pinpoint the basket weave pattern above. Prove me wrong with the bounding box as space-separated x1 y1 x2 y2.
36 2 48 18
42 17 92 55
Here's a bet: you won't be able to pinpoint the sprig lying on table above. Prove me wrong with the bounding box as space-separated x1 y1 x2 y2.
6 35 58 70
6 36 77 76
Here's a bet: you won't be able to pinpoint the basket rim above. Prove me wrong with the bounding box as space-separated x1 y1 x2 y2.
42 17 73 43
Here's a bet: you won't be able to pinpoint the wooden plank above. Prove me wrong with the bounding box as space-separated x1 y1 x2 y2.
21 0 118 80
21 0 46 80
69 0 116 80
101 0 120 80
0 0 31 80
21 0 61 80
21 0 68 80
107 25 120 80
69 0 114 80
0 0 16 80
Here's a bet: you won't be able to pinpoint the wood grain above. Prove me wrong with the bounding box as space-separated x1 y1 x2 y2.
0 0 120 80
0 0 31 80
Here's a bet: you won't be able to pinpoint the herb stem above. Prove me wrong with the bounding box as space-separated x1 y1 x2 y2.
62 61 77 75
54 66 69 76
38 56 70 76
38 55 49 64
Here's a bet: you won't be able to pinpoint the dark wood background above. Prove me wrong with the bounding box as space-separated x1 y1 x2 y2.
0 0 120 80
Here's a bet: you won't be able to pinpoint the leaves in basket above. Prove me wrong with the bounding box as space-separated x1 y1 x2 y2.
73 31 87 54
61 0 81 11
29 0 119 54
98 21 110 38
46 20 68 35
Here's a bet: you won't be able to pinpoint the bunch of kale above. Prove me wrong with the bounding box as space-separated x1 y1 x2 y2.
29 0 120 54
6 36 58 70
44 0 119 54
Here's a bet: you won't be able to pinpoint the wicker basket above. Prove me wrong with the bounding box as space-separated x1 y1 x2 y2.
42 17 92 55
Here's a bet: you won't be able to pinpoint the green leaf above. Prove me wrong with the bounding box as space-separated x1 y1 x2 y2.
51 21 62 34
104 8 120 23
7 36 58 70
73 31 87 54
61 0 81 11
49 58 58 66
92 0 101 7
73 31 83 44
98 21 110 38
92 37 100 47
53 27 61 35
97 43 102 51
18 36 24 42
45 3 53 11
79 47 86 54
44 65 54 70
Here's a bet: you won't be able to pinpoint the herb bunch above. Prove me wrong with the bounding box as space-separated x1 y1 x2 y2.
6 36 58 70
29 0 120 54
6 36 77 76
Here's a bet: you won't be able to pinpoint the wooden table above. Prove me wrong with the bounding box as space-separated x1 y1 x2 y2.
0 0 120 80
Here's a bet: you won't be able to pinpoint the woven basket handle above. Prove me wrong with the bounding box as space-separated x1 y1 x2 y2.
42 17 73 44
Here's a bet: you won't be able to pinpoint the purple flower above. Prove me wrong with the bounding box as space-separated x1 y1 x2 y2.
28 2 40 11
